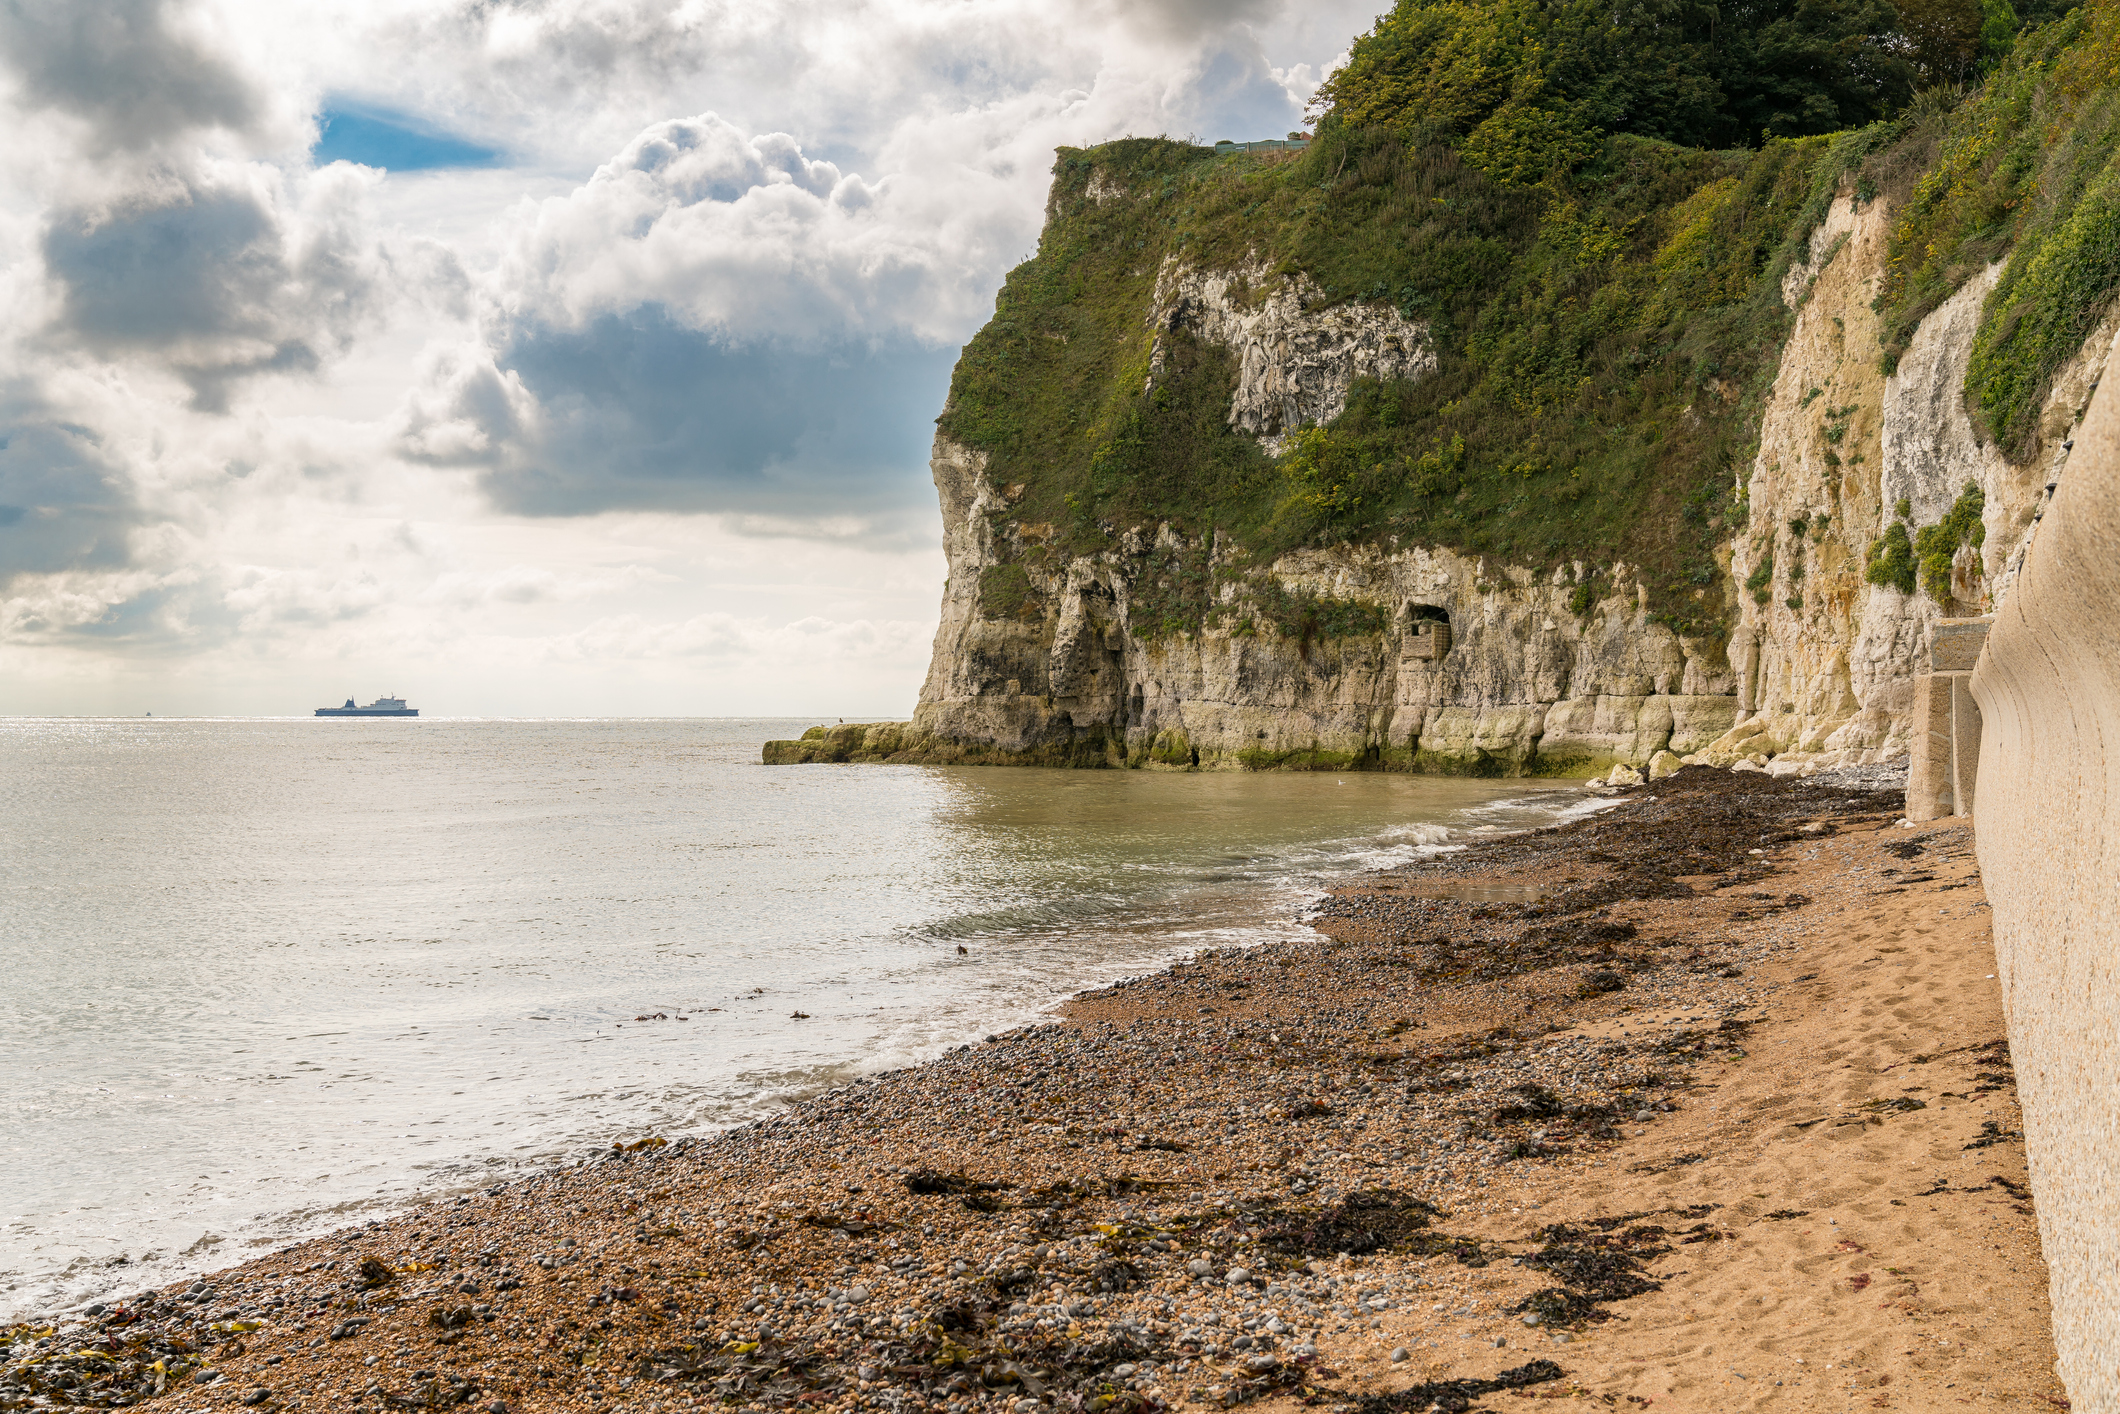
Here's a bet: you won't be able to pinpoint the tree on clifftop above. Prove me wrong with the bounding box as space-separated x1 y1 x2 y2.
1315 0 1919 166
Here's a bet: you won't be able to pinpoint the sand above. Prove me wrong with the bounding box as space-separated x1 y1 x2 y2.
0 768 2065 1414
1274 792 2060 1411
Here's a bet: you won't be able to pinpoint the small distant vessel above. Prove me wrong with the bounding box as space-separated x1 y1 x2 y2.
315 694 419 718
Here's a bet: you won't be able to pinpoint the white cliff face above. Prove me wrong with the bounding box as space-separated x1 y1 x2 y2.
1727 192 1898 761
915 436 1003 712
1150 262 1434 454
1883 267 2010 528
908 265 1731 773
1727 194 2117 767
911 432 1736 773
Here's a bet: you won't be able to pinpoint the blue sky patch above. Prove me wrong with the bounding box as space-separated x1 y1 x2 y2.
313 104 501 172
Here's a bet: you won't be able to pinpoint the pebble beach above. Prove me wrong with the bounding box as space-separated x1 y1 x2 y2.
3 767 2064 1413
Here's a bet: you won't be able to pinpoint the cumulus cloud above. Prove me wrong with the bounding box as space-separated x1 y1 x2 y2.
395 342 539 466
495 114 978 345
397 114 971 524
41 161 390 411
403 312 955 523
216 563 388 633
0 0 1376 709
0 572 168 640
0 0 262 154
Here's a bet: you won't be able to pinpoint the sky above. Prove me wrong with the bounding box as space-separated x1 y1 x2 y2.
0 0 1372 717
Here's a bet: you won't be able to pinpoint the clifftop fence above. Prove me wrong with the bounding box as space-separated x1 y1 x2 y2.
1972 326 2120 1413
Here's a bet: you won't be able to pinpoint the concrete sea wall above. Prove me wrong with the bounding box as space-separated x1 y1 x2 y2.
1971 328 2120 1413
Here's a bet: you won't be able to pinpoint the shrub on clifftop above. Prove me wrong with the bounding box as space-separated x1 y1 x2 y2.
1316 0 1917 163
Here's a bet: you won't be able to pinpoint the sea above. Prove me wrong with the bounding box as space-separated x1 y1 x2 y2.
0 716 1598 1321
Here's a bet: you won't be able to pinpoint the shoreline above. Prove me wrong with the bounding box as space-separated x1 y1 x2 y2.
3 768 2061 1413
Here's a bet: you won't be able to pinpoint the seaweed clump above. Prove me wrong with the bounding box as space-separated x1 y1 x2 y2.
0 1305 221 1408
1339 1359 1566 1413
1508 1214 1692 1326
641 1303 1191 1412
1252 1189 1446 1257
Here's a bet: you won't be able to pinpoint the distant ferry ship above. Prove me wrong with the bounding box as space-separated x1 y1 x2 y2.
315 694 419 718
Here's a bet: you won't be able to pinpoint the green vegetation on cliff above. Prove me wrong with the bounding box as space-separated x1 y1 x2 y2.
939 126 1866 637
1319 0 1919 155
1865 518 1920 594
1878 2 2120 456
936 0 2120 641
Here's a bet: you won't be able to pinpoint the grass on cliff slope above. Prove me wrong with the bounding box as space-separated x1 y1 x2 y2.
1876 2 2120 457
938 123 1886 639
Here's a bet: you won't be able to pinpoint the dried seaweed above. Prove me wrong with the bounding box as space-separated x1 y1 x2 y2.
0 1317 216 1409
1338 1358 1565 1413
904 1171 1011 1197
1250 1190 1444 1258
1506 1216 1681 1326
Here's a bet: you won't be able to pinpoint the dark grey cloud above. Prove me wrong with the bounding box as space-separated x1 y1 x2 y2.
1107 0 1283 40
0 0 259 152
45 184 293 354
404 306 954 525
41 170 380 411
0 388 138 584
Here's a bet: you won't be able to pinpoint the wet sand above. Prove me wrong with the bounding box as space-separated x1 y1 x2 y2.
2 768 2063 1413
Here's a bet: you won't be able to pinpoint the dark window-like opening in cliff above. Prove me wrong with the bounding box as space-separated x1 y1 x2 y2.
1408 604 1450 627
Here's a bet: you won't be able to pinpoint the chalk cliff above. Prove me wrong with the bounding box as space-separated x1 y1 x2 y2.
1723 197 2113 767
763 19 2120 777
905 429 1740 775
807 205 2107 776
